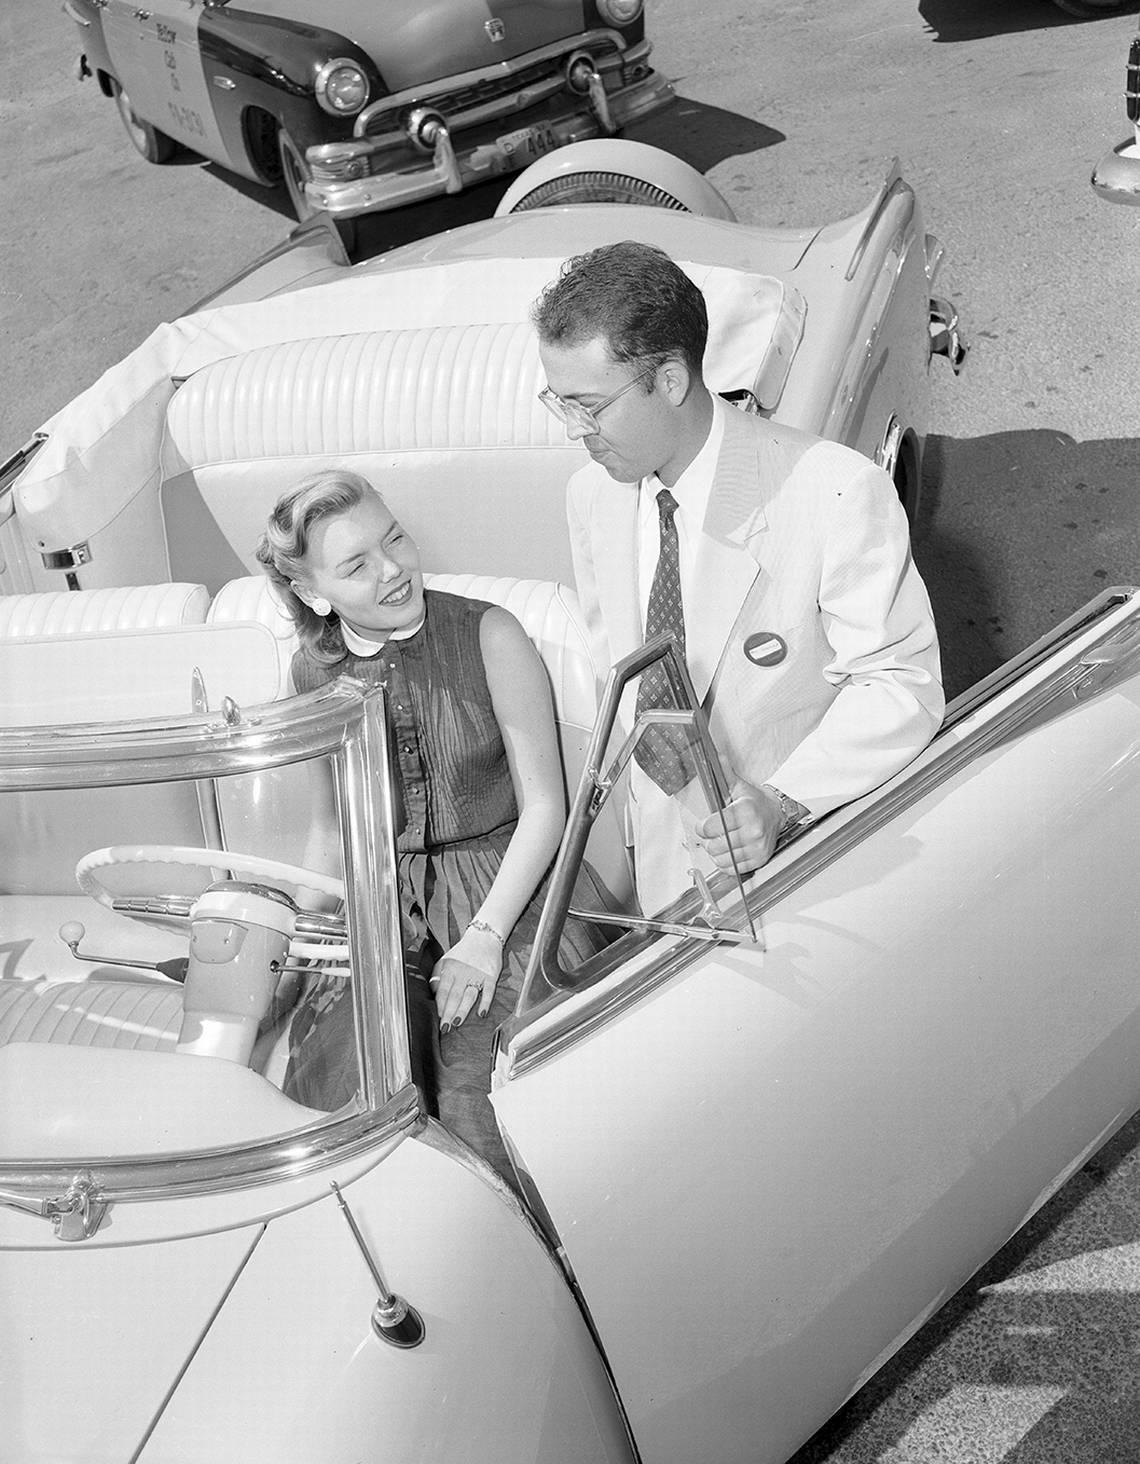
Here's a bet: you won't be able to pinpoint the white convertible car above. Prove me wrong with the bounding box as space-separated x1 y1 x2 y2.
2 143 1137 1464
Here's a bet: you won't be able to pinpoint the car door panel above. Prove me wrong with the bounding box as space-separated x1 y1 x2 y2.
495 660 1140 1464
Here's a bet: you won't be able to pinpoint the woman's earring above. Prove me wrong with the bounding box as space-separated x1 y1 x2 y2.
310 596 332 617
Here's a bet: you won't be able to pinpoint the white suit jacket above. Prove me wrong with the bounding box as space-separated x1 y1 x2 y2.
567 401 944 910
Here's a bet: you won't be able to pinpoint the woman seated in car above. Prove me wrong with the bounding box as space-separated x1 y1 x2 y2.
257 468 611 1181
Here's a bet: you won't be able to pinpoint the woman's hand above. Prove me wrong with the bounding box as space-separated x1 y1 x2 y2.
431 926 504 1032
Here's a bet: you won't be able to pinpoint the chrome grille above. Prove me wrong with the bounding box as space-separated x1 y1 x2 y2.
361 43 621 137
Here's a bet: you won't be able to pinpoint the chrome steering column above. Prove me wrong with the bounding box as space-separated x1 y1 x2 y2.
176 881 297 1064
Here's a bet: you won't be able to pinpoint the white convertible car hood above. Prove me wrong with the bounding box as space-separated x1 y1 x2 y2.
243 0 589 90
0 1224 259 1459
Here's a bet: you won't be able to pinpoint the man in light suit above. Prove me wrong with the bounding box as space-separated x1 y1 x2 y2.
533 241 944 913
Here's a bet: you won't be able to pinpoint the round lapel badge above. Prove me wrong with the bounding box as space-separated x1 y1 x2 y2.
743 631 787 667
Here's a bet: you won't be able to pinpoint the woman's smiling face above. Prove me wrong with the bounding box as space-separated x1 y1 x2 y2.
296 491 424 640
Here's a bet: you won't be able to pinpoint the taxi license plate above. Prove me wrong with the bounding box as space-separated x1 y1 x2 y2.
497 124 558 164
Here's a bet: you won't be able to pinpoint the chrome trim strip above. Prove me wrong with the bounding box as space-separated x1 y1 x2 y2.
0 1085 424 1202
845 156 903 282
505 588 1140 1078
339 691 412 1103
874 413 904 478
825 187 915 445
940 587 1135 729
924 231 945 284
354 30 637 138
0 677 367 790
350 83 596 161
413 74 566 136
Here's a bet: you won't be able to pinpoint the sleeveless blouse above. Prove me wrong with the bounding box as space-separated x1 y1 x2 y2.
291 590 516 852
285 588 611 1176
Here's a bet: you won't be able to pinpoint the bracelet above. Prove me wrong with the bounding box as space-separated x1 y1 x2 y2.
467 917 505 945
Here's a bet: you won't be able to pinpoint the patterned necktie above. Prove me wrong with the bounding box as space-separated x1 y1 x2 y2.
634 487 695 795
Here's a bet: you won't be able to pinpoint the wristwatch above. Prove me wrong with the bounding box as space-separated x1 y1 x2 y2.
762 784 811 837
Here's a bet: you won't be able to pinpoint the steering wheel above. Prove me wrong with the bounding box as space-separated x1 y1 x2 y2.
76 844 346 913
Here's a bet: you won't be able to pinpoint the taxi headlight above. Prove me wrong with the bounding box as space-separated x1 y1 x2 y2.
315 59 370 117
595 0 643 23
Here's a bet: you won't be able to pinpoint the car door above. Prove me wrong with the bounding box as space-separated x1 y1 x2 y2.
492 595 1140 1464
102 0 226 160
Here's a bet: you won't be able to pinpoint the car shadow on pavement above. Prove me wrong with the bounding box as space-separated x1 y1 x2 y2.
914 428 1140 702
199 160 305 221
631 97 785 174
918 0 1131 40
790 1107 1140 1463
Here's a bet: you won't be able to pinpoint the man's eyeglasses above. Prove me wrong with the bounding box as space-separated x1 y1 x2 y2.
538 365 656 436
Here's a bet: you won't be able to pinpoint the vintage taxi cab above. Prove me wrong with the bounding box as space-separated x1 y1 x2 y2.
62 0 673 219
6 145 1136 1464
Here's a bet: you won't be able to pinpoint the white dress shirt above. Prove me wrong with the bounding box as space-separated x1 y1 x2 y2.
636 396 728 621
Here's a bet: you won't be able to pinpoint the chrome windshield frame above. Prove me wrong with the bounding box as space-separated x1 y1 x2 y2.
0 677 415 1201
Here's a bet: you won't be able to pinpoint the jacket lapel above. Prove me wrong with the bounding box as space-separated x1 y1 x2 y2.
686 407 768 702
588 476 642 664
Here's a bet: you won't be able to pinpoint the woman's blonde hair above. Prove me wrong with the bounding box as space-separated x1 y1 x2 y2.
255 468 378 664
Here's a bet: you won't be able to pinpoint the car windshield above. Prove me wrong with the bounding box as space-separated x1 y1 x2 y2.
0 681 410 1199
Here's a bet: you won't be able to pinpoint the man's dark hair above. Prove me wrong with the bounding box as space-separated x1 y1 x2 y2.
532 240 708 378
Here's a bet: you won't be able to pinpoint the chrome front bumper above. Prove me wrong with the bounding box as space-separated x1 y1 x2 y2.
1092 130 1140 205
304 38 674 218
1094 35 1140 204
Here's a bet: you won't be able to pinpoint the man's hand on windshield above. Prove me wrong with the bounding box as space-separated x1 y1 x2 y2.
695 779 784 875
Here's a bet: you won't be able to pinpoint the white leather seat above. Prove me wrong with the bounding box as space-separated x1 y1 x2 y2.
160 324 584 591
206 572 298 693
0 582 208 638
0 980 182 1052
9 256 804 601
